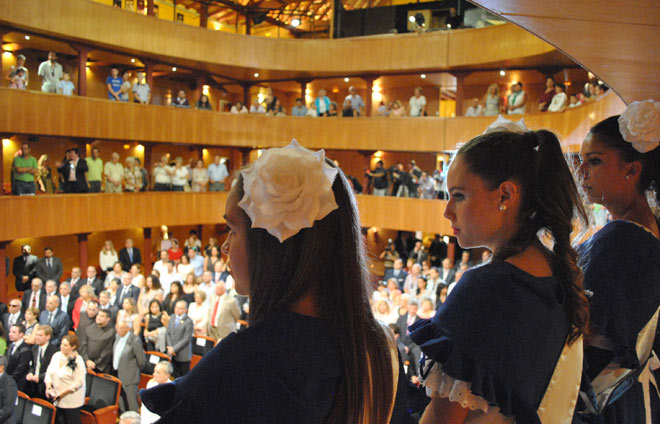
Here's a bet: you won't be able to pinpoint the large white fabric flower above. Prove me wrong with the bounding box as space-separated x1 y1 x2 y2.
238 140 339 242
483 115 530 135
618 100 660 153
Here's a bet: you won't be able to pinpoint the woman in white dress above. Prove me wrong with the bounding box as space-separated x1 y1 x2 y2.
191 159 209 192
188 290 209 336
99 240 119 274
482 83 500 116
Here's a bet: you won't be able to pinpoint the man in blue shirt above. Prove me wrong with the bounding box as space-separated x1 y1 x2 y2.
291 98 307 117
106 67 122 100
207 156 229 192
343 86 364 117
188 248 204 277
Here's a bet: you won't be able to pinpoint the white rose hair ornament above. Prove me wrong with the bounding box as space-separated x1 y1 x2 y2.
483 115 530 135
618 99 660 153
238 139 339 243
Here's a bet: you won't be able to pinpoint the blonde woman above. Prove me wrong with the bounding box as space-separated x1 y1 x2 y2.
99 240 119 274
123 157 142 192
188 290 209 336
483 83 501 116
118 297 142 336
390 100 406 117
191 159 209 192
37 154 55 193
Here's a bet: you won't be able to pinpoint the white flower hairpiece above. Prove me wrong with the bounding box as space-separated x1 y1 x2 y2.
618 99 660 153
483 115 530 134
238 139 339 243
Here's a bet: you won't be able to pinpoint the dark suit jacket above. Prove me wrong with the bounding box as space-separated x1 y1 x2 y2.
58 158 88 192
2 313 24 340
118 248 142 272
115 284 140 307
440 268 456 285
81 324 116 374
65 277 84 300
81 277 104 296
38 309 70 347
396 313 420 348
113 332 146 386
7 341 32 391
166 314 194 362
21 288 47 313
384 269 408 290
57 294 76 328
0 371 17 424
12 254 38 292
27 342 58 397
34 257 63 283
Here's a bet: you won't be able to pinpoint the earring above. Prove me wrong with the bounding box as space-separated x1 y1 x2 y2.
499 204 506 211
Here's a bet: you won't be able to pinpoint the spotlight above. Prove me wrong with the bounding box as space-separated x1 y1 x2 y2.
420 74 427 79
499 70 506 76
344 77 349 82
254 72 260 78
131 58 136 63
291 18 301 27
408 15 416 23
24 35 30 40
172 67 177 72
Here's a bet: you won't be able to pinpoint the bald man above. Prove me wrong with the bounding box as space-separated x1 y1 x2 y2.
38 296 69 347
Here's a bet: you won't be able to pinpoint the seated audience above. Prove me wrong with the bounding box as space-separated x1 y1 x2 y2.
547 82 568 112
465 98 483 116
141 361 173 423
173 90 191 108
195 95 213 111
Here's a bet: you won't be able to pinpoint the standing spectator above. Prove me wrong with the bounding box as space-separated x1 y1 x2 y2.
343 86 364 117
483 83 500 116
141 361 172 423
3 300 24 337
396 299 421 376
408 160 422 198
132 73 151 104
12 142 38 195
99 241 119 275
44 334 86 424
38 296 69 347
306 103 318 117
106 67 123 101
166 300 194 378
188 291 209 336
116 274 140 307
134 158 148 191
191 159 209 192
119 71 132 102
538 77 555 112
446 7 463 28
36 154 56 193
7 323 32 392
123 157 142 192
230 101 247 113
112 320 146 412
64 269 82 300
58 282 75 323
418 172 435 199
314 89 331 117
170 157 188 191
9 68 27 89
195 95 213 110
187 248 204 277
168 240 184 264
0 355 18 424
291 98 307 116
83 267 103 296
173 90 190 108
207 282 240 340
408 87 427 117
119 239 142 272
507 82 527 114
104 152 124 193
25 325 58 399
12 245 38 292
377 100 390 116
249 99 265 114
465 98 483 116
5 53 28 88
80 308 116 374
57 72 76 96
37 52 63 93
152 155 172 191
366 160 388 196
328 101 338 116
393 163 411 197
390 100 406 117
208 156 228 192
22 278 46 313
58 148 88 193
35 248 63 283
547 83 568 112
264 87 278 113
271 99 285 116
85 147 103 193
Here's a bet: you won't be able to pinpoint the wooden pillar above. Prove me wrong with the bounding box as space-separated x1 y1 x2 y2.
0 29 8 85
77 233 90 275
451 71 470 117
245 13 251 35
147 0 155 16
0 241 8 303
362 77 377 117
0 135 4 196
241 83 252 108
144 143 153 175
197 225 203 243
143 228 153 276
145 61 154 91
447 240 456 267
241 148 250 168
194 75 206 104
71 44 92 97
200 3 209 28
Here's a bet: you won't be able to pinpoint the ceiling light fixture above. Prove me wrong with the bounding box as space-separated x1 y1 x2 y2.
421 74 427 79
254 72 260 78
131 58 136 63
24 35 30 40
291 18 301 27
499 70 506 76
344 77 350 82
172 67 177 72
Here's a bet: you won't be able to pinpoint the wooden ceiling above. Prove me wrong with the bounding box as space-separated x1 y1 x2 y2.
468 0 660 103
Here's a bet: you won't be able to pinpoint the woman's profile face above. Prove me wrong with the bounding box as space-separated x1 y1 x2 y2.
222 186 249 296
444 155 503 250
579 132 630 207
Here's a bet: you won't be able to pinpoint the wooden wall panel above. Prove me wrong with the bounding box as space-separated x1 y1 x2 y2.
0 192 451 241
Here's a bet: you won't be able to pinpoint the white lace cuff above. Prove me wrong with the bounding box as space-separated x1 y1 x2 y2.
421 359 491 413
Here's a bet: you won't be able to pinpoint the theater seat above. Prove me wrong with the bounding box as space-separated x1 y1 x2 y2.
191 354 202 370
192 335 215 356
16 391 29 423
22 397 56 424
81 372 121 424
143 351 172 375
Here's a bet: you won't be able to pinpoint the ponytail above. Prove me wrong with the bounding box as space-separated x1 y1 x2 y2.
458 130 589 344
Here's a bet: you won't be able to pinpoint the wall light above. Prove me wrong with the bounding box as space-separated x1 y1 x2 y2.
24 35 30 40
291 18 301 27
499 70 506 76
254 72 260 78
136 144 144 152
123 144 130 150
202 84 210 95
3 51 12 57
172 67 177 72
131 58 136 63
420 74 427 79
2 138 12 147
374 150 384 158
344 77 349 82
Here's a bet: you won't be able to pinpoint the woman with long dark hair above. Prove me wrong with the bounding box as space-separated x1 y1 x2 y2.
576 100 660 423
410 127 589 422
142 140 410 422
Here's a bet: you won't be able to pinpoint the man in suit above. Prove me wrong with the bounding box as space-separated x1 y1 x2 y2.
83 266 104 296
25 325 58 399
64 267 83 300
207 281 241 340
0 355 18 424
58 147 88 193
58 281 75 327
118 238 142 272
408 240 428 265
112 320 145 412
439 258 456 286
12 244 38 292
383 258 408 291
80 309 115 374
115 274 140 308
396 298 421 377
98 291 119 325
3 300 24 340
21 278 46 313
34 247 63 283
38 296 69 347
6 323 32 391
166 299 194 378
77 300 99 347
44 279 59 298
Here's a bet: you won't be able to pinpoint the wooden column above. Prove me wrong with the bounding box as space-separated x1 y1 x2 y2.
296 79 312 100
241 83 252 108
0 29 8 84
145 61 155 91
77 233 90 275
194 74 206 104
0 135 5 195
197 225 203 243
200 3 209 28
451 71 470 117
147 0 155 16
362 76 377 117
71 44 92 97
0 241 8 303
144 143 153 175
447 240 456 267
143 228 153 276
245 13 251 35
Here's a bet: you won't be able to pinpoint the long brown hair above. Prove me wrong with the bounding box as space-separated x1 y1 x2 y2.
458 130 589 344
234 162 394 423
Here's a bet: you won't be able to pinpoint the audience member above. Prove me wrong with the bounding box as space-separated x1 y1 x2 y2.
113 320 146 412
98 291 119 323
71 285 95 330
140 361 172 423
229 101 247 113
12 142 38 195
7 324 31 394
39 296 69 347
306 102 318 116
104 152 124 193
408 87 426 117
63 268 81 298
57 282 75 322
143 300 166 352
208 156 229 191
22 307 40 344
465 98 483 116
569 93 582 108
5 53 29 88
123 157 141 192
58 147 88 193
119 411 141 424
344 86 364 117
37 51 63 93
106 67 123 100
417 172 435 199
483 83 500 116
507 82 527 114
100 243 120 276
188 290 209 336
402 263 422 294
44 280 58 298
80 308 115 374
55 71 75 95
366 160 388 196
9 66 27 89
439 258 456 285
173 90 190 108
132 73 151 104
116 274 140 307
204 247 222 273
249 99 265 114
446 6 463 28
0 356 17 423
22 278 46 313
166 299 194 378
151 155 172 191
106 279 121 306
119 239 141 272
390 100 405 117
195 95 213 111
12 244 38 292
328 101 338 116
264 87 278 113
44 334 86 423
547 82 568 112
314 89 331 116
25 324 58 399
36 154 56 193
207 281 240 340
191 159 209 192
36 247 63 285
83 147 103 193
188 248 204 277
392 163 411 197
396 299 421 376
168 240 183 265
383 258 407 290
138 275 164 317
162 281 185 315
152 250 169 277
538 76 555 112
170 156 188 191
83 266 103 295
291 98 307 116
